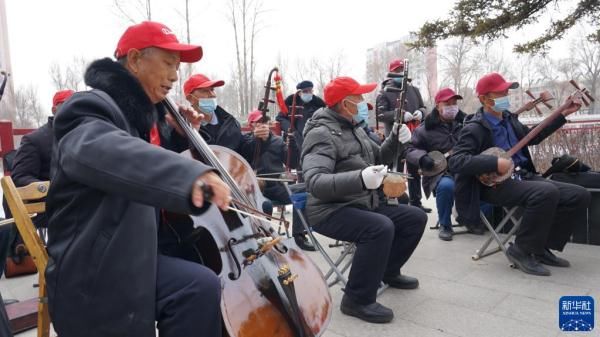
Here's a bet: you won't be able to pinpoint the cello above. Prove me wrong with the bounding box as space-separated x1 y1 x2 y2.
163 97 332 337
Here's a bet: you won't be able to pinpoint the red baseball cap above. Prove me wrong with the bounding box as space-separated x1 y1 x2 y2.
476 72 519 96
323 77 377 107
435 88 463 104
114 21 203 63
52 89 75 108
183 74 225 96
388 59 404 72
248 109 263 123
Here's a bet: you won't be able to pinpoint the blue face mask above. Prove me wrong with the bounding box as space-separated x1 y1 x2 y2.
347 100 369 123
198 98 217 114
492 96 510 112
300 93 313 103
393 77 404 84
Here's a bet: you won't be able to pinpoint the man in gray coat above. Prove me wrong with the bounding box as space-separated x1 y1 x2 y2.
47 21 231 337
302 76 427 324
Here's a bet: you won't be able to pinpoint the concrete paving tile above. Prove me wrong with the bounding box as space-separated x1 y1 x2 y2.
403 298 558 337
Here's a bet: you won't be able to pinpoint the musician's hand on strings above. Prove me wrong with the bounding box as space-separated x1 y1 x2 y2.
561 92 584 117
497 158 512 175
166 106 206 136
253 123 270 141
192 171 231 211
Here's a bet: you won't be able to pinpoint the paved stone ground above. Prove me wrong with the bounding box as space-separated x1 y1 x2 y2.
4 196 599 336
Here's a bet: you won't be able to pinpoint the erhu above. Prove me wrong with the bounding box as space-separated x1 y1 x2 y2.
381 59 410 203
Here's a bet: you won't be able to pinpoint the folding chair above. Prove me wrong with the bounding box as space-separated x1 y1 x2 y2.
472 206 522 262
284 183 387 295
1 177 51 337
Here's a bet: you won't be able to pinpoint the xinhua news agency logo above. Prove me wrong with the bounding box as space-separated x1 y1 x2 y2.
559 296 594 332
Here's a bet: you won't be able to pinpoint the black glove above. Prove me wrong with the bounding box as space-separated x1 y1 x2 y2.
419 155 435 170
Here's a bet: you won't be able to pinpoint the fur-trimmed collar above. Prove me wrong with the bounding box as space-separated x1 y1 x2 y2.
84 58 160 139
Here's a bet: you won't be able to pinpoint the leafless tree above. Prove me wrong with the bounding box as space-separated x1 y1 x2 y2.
228 0 266 117
14 84 46 128
113 0 151 24
573 27 600 114
49 56 89 92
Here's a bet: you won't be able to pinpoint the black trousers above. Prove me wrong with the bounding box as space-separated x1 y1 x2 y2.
0 291 14 337
314 205 427 305
156 254 221 337
406 161 423 206
480 176 590 255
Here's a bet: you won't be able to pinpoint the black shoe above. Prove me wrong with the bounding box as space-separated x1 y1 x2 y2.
340 294 394 323
412 204 432 213
506 243 551 276
537 248 570 267
294 234 316 251
465 224 485 235
382 274 419 289
438 226 453 241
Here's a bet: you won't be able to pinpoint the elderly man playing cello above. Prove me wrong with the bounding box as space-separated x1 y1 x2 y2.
46 21 231 337
302 76 427 324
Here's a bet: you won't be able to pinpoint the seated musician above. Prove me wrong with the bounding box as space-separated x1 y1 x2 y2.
407 88 468 241
46 21 231 337
183 73 262 161
241 109 315 251
449 72 590 276
11 89 74 227
302 76 427 323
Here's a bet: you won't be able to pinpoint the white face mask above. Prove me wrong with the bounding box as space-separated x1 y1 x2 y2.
441 105 459 120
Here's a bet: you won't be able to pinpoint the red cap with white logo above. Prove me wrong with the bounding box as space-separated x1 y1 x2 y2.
114 21 203 63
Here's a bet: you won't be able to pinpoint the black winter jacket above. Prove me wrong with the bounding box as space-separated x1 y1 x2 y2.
376 79 426 135
406 108 466 197
46 58 212 337
276 93 326 148
12 117 54 186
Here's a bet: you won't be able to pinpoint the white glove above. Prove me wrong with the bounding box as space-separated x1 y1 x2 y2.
403 111 414 122
397 124 412 143
413 110 423 121
361 165 388 190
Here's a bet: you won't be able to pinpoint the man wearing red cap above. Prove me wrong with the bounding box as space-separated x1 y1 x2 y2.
407 88 468 241
3 89 75 286
302 76 427 323
376 59 431 213
46 21 231 337
183 73 269 160
449 72 590 276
